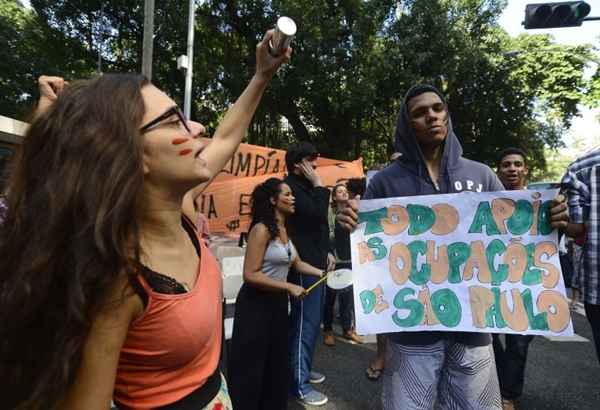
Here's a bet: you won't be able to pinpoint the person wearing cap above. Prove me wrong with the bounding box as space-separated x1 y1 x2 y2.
336 85 569 409
284 142 335 406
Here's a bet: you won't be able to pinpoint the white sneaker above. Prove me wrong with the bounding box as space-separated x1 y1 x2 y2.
298 390 328 406
309 371 326 384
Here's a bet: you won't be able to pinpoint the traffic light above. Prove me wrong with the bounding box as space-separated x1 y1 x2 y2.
524 1 591 29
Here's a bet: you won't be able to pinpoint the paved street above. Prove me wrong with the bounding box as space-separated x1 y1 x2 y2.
288 309 600 409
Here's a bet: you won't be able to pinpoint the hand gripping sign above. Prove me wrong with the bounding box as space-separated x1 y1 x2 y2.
350 189 573 337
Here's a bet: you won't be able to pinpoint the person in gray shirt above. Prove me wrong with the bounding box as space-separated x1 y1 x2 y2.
228 177 324 410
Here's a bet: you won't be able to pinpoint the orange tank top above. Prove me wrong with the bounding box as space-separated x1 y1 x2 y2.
114 237 223 409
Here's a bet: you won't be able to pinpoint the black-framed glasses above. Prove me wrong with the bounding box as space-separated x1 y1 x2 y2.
139 106 191 134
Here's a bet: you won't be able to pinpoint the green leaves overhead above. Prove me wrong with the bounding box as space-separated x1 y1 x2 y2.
1 0 597 175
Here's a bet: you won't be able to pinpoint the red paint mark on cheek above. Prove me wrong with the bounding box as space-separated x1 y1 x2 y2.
179 148 193 156
172 138 189 145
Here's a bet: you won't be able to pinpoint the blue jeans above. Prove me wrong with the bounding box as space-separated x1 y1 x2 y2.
288 271 324 398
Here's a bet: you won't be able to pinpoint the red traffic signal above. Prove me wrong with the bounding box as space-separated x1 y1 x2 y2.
524 1 591 29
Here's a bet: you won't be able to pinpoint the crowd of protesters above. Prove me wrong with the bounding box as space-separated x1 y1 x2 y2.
0 30 598 410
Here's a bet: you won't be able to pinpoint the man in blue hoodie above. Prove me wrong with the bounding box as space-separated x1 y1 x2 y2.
337 85 570 409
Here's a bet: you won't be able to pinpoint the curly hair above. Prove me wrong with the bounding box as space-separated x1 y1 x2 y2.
249 177 284 239
0 73 149 409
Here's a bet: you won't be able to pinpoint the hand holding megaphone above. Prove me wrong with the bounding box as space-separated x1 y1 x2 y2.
269 17 297 57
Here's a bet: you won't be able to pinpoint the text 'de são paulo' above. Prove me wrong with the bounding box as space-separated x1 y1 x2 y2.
350 189 573 336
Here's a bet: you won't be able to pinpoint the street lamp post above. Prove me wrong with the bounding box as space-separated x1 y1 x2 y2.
142 0 155 80
183 0 196 119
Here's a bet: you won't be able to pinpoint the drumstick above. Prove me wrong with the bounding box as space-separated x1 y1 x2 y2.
305 272 329 294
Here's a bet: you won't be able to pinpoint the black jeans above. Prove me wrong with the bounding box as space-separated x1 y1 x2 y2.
323 285 354 332
584 303 600 364
559 252 573 288
492 334 534 400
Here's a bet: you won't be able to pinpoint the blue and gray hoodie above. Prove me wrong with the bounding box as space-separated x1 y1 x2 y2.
365 85 504 347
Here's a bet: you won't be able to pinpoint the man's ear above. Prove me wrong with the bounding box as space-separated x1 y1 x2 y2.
270 197 277 205
523 166 529 176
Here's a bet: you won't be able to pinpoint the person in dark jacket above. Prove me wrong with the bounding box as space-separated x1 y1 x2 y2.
337 84 569 410
284 142 335 407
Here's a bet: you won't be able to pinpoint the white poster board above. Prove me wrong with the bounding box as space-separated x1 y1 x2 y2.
350 189 573 337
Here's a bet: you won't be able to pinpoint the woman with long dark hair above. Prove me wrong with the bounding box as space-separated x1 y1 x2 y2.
228 177 324 410
0 31 289 410
323 183 362 346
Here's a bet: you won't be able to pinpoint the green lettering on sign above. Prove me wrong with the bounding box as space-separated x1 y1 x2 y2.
407 204 436 235
447 242 471 283
359 290 376 314
522 243 542 286
506 199 533 235
392 288 424 327
538 200 553 235
485 287 507 328
522 288 549 330
486 239 508 286
408 240 431 285
431 288 461 327
367 237 388 260
358 207 388 235
468 201 501 235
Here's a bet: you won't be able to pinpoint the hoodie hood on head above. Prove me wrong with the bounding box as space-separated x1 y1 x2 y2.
393 84 463 176
365 83 503 202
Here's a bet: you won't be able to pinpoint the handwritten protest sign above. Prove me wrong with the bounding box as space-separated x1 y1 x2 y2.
350 190 573 337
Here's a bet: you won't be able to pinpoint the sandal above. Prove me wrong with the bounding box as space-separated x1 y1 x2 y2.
366 365 384 381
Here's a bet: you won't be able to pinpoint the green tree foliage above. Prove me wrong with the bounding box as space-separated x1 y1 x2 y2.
0 0 96 118
2 0 597 175
585 66 600 108
530 147 575 183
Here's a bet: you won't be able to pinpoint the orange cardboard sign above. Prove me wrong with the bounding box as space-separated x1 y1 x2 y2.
196 140 363 235
204 138 347 182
